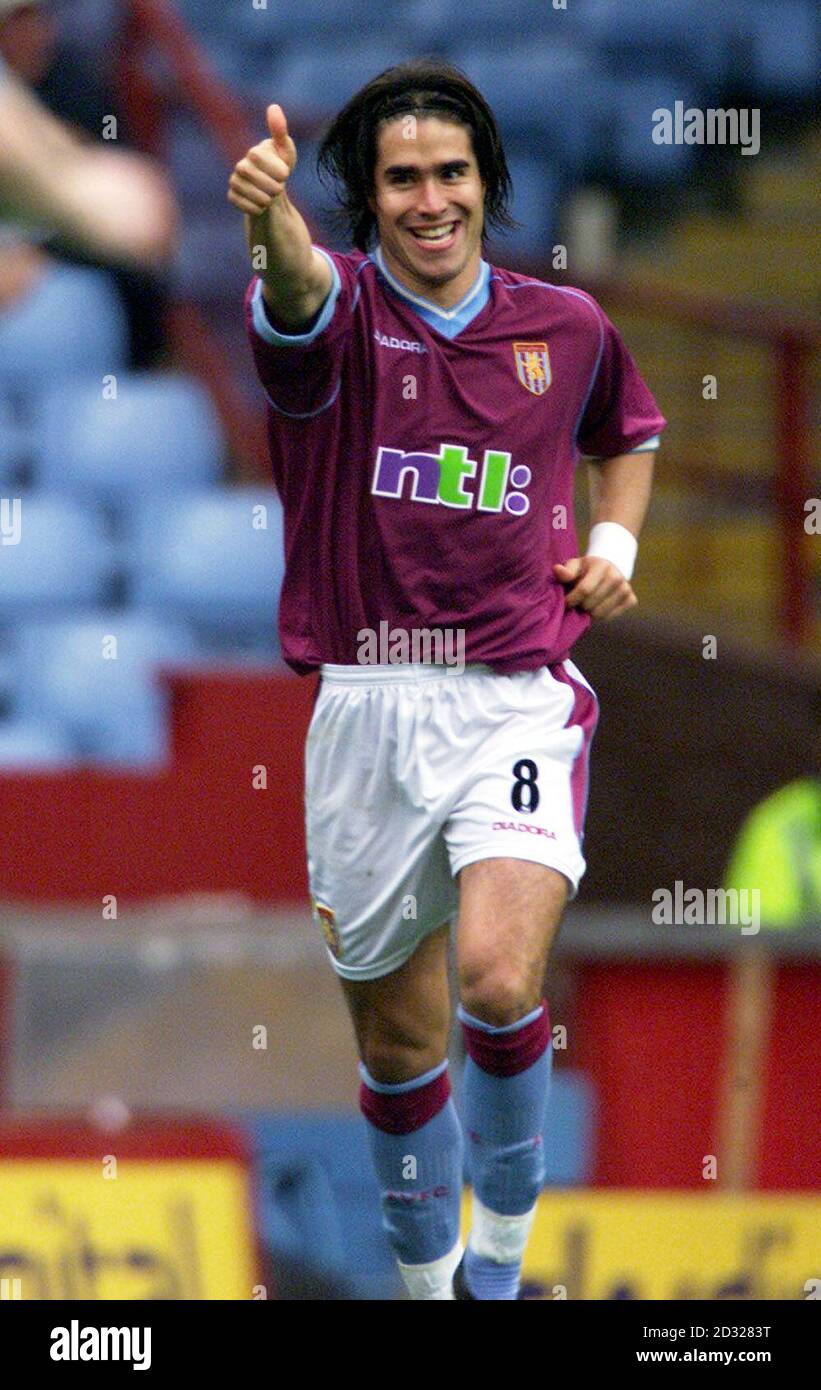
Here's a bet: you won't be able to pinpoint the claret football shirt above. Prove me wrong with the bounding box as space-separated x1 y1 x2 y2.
244 243 666 675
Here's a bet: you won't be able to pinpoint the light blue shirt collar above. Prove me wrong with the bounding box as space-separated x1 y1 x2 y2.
369 244 491 339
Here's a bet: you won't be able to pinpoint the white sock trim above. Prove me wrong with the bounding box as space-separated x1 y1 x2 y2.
469 1193 537 1264
397 1239 464 1300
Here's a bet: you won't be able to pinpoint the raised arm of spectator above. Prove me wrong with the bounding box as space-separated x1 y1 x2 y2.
0 60 177 269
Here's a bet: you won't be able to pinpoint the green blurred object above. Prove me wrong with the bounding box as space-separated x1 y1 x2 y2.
725 778 821 929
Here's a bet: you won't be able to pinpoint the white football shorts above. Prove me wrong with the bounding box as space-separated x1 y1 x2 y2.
305 659 599 980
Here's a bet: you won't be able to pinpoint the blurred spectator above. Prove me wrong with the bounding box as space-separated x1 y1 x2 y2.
0 44 176 269
0 0 55 84
724 701 821 929
0 3 176 366
2 0 116 142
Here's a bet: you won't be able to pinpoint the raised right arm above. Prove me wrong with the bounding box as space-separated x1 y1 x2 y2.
228 103 332 330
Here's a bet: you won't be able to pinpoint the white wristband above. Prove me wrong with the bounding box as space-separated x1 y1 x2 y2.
585 522 638 581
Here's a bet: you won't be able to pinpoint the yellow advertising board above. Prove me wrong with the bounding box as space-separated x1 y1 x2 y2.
463 1191 821 1300
0 1159 258 1300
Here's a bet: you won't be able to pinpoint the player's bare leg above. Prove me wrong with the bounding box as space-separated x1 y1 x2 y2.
458 857 566 1021
339 922 464 1298
339 919 451 1083
454 857 568 1299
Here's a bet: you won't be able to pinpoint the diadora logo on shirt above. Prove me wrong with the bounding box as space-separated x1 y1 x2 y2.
373 329 427 354
372 443 531 515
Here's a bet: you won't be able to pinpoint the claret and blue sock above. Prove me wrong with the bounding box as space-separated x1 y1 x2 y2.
457 999 554 1300
359 1003 552 1300
359 1057 464 1299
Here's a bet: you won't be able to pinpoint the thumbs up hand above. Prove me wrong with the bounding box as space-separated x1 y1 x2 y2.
228 103 298 215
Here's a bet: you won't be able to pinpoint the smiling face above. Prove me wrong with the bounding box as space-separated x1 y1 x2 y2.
368 115 486 308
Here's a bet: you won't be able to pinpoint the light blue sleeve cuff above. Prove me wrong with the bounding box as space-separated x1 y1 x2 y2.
580 434 661 461
251 246 341 346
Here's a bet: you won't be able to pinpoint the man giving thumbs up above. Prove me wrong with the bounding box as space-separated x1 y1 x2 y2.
228 102 331 330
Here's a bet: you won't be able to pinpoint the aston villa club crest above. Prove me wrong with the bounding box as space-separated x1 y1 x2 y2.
313 900 340 958
513 341 552 395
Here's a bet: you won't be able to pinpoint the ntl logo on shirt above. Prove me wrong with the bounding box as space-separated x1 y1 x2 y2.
372 444 531 515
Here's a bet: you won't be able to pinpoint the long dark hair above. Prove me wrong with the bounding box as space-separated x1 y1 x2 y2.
316 58 518 251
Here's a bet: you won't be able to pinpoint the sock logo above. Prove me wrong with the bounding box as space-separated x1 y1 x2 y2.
372 444 531 515
384 1185 450 1203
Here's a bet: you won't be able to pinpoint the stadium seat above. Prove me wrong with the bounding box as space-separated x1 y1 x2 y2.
29 374 224 506
168 0 225 39
575 0 733 89
128 488 285 651
744 0 818 98
160 2 265 87
0 493 113 617
0 717 78 768
0 397 24 485
253 44 417 123
285 140 341 242
219 0 403 43
258 1156 349 1273
238 1112 398 1300
408 0 584 49
167 113 239 212
11 613 199 766
598 75 700 182
450 44 606 174
172 215 255 305
183 1 582 91
166 2 295 90
0 263 128 399
490 153 560 261
50 0 124 58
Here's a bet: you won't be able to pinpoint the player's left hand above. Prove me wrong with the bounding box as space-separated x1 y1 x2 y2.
553 556 638 621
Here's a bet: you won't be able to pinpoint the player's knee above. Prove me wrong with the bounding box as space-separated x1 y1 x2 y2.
360 1037 446 1086
459 965 534 1029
